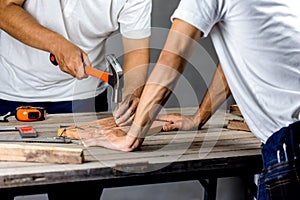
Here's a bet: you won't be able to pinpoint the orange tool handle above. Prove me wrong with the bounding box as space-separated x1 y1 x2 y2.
49 53 110 83
84 66 109 83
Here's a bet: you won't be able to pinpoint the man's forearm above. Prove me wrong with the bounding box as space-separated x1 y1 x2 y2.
126 51 184 148
0 0 89 78
126 19 202 147
122 38 150 98
0 0 67 53
194 64 231 127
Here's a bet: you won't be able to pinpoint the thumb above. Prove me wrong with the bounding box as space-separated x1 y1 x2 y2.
95 129 111 134
162 121 181 131
82 53 91 67
81 53 90 78
156 115 172 122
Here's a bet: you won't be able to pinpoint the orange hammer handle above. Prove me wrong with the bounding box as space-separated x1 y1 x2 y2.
50 53 110 83
84 66 109 83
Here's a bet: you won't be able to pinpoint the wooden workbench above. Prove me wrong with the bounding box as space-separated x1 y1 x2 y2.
0 108 262 200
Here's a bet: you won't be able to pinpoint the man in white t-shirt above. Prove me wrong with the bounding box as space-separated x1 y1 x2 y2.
83 1 300 199
0 0 151 117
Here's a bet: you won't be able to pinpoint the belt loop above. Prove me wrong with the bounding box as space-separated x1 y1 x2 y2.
288 121 300 161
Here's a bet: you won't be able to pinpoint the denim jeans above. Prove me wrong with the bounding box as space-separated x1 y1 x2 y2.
257 121 300 200
0 90 108 115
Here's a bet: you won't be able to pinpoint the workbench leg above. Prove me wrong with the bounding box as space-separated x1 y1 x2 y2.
200 178 217 200
241 176 257 200
0 190 15 200
47 181 103 200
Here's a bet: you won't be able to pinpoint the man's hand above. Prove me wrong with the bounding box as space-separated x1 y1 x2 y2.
157 114 200 131
114 37 149 127
114 94 140 126
82 129 138 152
51 41 89 80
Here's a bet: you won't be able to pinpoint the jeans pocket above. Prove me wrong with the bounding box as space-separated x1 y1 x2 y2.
265 162 300 200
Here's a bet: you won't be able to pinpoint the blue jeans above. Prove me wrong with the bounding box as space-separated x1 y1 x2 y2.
257 121 300 200
0 90 108 115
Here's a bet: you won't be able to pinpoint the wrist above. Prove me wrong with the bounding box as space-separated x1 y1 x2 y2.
193 110 210 129
125 134 144 150
126 123 148 149
123 85 144 100
47 33 69 54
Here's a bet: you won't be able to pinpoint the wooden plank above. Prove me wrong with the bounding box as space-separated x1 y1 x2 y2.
227 119 251 132
228 104 251 131
57 117 165 139
64 130 256 163
0 143 84 164
86 138 261 163
229 104 242 116
0 109 263 189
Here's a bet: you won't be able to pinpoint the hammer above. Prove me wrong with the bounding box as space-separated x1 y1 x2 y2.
104 55 123 103
50 54 123 103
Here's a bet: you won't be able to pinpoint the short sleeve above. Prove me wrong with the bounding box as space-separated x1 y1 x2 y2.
118 0 151 39
171 0 226 37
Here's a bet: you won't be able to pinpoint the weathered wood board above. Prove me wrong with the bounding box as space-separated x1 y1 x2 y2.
0 109 262 189
57 117 165 139
229 104 242 116
227 104 251 132
0 143 84 164
227 119 251 132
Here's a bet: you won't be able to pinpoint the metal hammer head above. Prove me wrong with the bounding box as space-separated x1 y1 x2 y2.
105 55 123 103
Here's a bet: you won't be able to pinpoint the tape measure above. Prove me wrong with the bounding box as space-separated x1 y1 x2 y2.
15 106 46 122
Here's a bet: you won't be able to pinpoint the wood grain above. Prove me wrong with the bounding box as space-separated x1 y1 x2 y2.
228 104 251 131
57 117 165 139
229 104 242 116
227 119 251 132
0 143 84 164
0 109 262 189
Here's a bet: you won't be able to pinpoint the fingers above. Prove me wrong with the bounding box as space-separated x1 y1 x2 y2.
83 137 128 151
156 114 181 122
73 52 89 79
115 109 135 126
95 129 111 134
57 57 87 79
162 121 182 131
76 65 86 79
82 130 134 152
117 114 135 127
114 96 139 126
81 53 90 79
53 44 89 79
113 101 128 119
157 114 184 131
156 115 169 121
82 129 114 148
82 129 108 147
82 137 105 147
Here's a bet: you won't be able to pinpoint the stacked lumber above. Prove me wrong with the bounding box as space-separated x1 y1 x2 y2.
229 104 242 116
227 119 250 132
227 104 251 132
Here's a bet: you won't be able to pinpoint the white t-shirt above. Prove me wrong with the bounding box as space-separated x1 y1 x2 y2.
0 0 151 101
171 0 300 142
